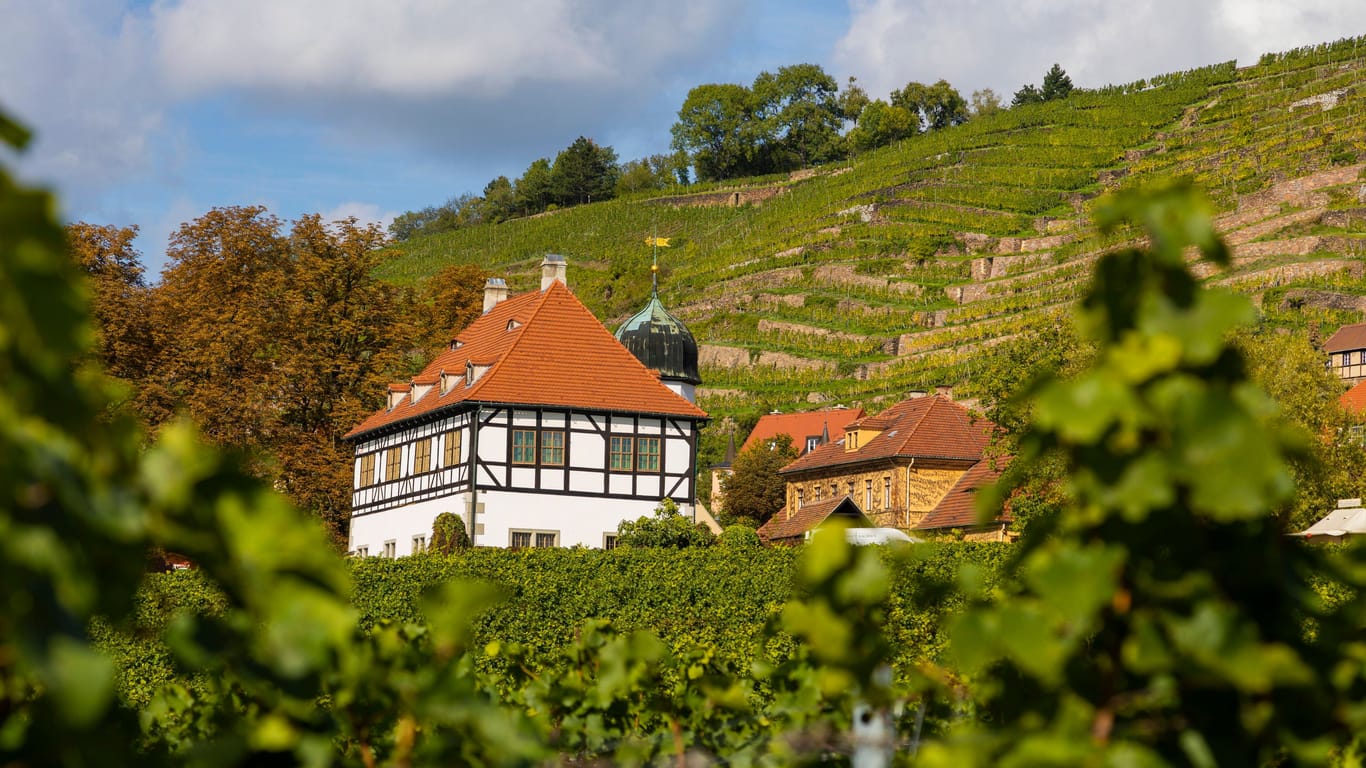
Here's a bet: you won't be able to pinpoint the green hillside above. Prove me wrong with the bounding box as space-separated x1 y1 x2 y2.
378 37 1366 420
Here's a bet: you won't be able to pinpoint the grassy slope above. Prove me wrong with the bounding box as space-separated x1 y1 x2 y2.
378 36 1366 426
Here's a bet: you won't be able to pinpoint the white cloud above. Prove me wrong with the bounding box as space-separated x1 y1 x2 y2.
153 0 725 96
145 0 739 164
0 0 167 207
321 201 398 232
832 0 1366 102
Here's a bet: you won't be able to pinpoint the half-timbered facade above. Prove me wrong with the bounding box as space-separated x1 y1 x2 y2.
344 257 707 555
1327 322 1366 386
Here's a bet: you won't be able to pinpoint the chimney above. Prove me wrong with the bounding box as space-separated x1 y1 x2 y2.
935 384 954 399
483 277 508 313
908 390 928 399
540 254 567 291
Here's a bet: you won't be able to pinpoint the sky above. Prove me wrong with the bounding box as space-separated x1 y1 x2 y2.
3 0 1365 278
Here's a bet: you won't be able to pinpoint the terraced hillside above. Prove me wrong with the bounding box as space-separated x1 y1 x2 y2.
379 36 1366 421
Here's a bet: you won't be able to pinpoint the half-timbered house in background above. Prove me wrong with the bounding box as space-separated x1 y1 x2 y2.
344 256 707 555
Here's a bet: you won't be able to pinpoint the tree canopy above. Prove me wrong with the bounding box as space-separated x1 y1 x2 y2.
1013 63 1075 106
719 432 799 526
890 79 969 131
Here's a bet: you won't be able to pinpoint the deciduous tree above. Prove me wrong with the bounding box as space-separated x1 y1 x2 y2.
720 433 798 526
514 158 555 215
752 63 845 169
671 82 758 182
848 99 918 152
970 88 1003 117
65 223 155 392
891 79 968 131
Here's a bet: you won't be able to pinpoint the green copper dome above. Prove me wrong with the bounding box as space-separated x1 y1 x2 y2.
615 291 701 386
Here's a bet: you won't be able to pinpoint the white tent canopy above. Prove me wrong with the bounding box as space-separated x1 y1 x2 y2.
1296 499 1366 538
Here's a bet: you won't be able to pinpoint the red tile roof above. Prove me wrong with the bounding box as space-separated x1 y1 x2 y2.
346 281 706 439
1342 380 1366 415
779 396 995 475
740 408 866 455
914 457 1011 530
1326 322 1366 353
756 496 868 542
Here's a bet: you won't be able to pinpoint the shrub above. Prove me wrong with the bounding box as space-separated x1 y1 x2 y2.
718 524 763 549
430 511 471 554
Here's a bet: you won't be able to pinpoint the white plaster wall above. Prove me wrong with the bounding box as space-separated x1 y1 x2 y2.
476 490 659 548
349 492 470 556
349 489 665 553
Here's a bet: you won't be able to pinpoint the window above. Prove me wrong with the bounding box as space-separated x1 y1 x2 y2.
412 535 426 553
847 482 855 497
637 437 661 471
805 436 820 453
830 483 837 499
883 477 891 510
512 429 537 464
815 484 822 502
443 429 462 467
796 488 804 509
383 540 396 558
603 533 618 550
540 430 565 466
1351 425 1365 445
1343 353 1352 368
359 453 376 487
610 436 634 471
384 447 402 481
413 438 432 474
865 479 873 510
510 529 559 548
354 546 368 557
1360 351 1366 365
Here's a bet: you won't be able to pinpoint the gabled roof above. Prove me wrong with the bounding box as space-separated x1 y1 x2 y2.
346 281 705 440
1342 380 1366 415
914 457 1011 530
779 396 994 475
756 496 868 542
1326 322 1366 353
740 408 866 455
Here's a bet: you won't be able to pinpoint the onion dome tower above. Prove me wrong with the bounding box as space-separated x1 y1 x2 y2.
615 259 701 403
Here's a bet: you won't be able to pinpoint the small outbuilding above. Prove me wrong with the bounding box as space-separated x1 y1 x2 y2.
1295 498 1366 539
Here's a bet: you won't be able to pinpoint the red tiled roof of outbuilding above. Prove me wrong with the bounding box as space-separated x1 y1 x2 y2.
757 496 866 542
345 281 705 440
740 408 866 455
1342 380 1366 415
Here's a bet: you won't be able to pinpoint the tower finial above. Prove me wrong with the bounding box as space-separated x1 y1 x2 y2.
651 235 660 295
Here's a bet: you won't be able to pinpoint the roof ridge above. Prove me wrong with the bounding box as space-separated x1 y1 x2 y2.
464 284 552 400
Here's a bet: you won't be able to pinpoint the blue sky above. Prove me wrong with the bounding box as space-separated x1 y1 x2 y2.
4 0 1364 277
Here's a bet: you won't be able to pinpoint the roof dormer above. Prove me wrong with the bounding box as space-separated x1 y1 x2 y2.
465 359 494 388
386 383 411 411
439 369 460 396
411 374 437 403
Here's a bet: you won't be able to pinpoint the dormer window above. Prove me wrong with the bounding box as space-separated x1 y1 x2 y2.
465 360 493 388
506 319 522 331
440 370 458 395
